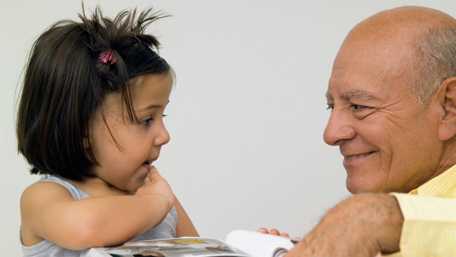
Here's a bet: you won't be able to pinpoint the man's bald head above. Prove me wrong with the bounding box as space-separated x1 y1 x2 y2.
340 6 456 103
353 6 455 37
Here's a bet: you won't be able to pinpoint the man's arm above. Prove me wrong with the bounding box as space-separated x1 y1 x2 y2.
285 194 403 257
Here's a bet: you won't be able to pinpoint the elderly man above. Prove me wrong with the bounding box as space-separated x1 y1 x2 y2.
286 6 456 257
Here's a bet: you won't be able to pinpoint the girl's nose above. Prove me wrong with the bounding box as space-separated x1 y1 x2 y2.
154 121 170 146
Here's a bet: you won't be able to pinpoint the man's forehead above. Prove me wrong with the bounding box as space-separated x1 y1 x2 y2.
334 38 412 75
327 39 414 102
326 66 415 104
327 64 387 97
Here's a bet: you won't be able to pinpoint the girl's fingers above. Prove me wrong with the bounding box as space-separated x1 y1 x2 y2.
257 227 269 234
270 228 280 236
147 166 162 180
257 227 291 238
280 232 290 238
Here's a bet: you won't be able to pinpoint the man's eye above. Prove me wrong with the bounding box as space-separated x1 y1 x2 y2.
326 103 334 110
350 104 370 111
350 104 376 119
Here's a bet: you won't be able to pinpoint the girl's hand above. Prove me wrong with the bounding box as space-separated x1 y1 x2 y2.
257 227 290 238
258 228 303 244
135 166 175 208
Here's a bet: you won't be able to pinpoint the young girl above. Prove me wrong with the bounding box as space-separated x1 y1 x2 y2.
17 7 198 257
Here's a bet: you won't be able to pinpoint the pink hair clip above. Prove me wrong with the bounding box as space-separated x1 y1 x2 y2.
98 50 117 65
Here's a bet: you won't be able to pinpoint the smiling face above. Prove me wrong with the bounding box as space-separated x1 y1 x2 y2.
323 25 445 193
88 73 172 193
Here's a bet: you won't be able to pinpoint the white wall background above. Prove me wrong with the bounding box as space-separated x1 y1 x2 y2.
1 0 455 255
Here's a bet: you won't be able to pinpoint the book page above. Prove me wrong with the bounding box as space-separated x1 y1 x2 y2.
225 230 294 257
85 237 249 257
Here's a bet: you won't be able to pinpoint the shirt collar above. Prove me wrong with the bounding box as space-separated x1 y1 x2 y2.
410 164 456 196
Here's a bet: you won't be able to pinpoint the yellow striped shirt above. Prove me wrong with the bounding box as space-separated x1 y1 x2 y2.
384 164 456 257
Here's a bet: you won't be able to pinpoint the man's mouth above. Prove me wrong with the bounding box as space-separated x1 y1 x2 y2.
343 151 377 166
345 151 376 159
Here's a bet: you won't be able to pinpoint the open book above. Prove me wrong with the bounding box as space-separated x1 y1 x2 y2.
84 230 295 257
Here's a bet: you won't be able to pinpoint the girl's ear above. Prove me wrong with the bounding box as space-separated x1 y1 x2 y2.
438 77 456 141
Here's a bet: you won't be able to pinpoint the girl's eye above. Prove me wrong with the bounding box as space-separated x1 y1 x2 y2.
141 114 167 126
142 117 154 126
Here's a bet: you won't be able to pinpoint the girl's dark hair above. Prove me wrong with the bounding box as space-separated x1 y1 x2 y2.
16 7 171 181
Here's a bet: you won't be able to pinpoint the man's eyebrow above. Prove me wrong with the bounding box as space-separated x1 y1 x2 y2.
340 89 378 101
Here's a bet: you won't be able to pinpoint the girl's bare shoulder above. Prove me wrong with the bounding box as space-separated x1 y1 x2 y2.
21 180 75 211
20 180 77 245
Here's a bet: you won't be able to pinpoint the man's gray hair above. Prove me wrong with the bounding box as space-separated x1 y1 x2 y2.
414 27 456 103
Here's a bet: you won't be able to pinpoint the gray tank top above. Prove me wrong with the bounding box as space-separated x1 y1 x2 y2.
21 175 178 257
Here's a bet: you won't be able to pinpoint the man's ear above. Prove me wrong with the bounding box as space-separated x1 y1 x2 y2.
438 77 456 141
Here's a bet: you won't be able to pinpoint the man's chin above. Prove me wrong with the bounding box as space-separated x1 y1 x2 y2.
346 176 384 194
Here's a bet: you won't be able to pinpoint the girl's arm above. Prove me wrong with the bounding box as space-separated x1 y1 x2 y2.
21 170 174 250
175 198 199 237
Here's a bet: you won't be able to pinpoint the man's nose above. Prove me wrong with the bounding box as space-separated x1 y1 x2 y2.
323 110 356 146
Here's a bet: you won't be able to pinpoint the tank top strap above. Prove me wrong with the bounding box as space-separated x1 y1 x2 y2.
40 175 89 200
